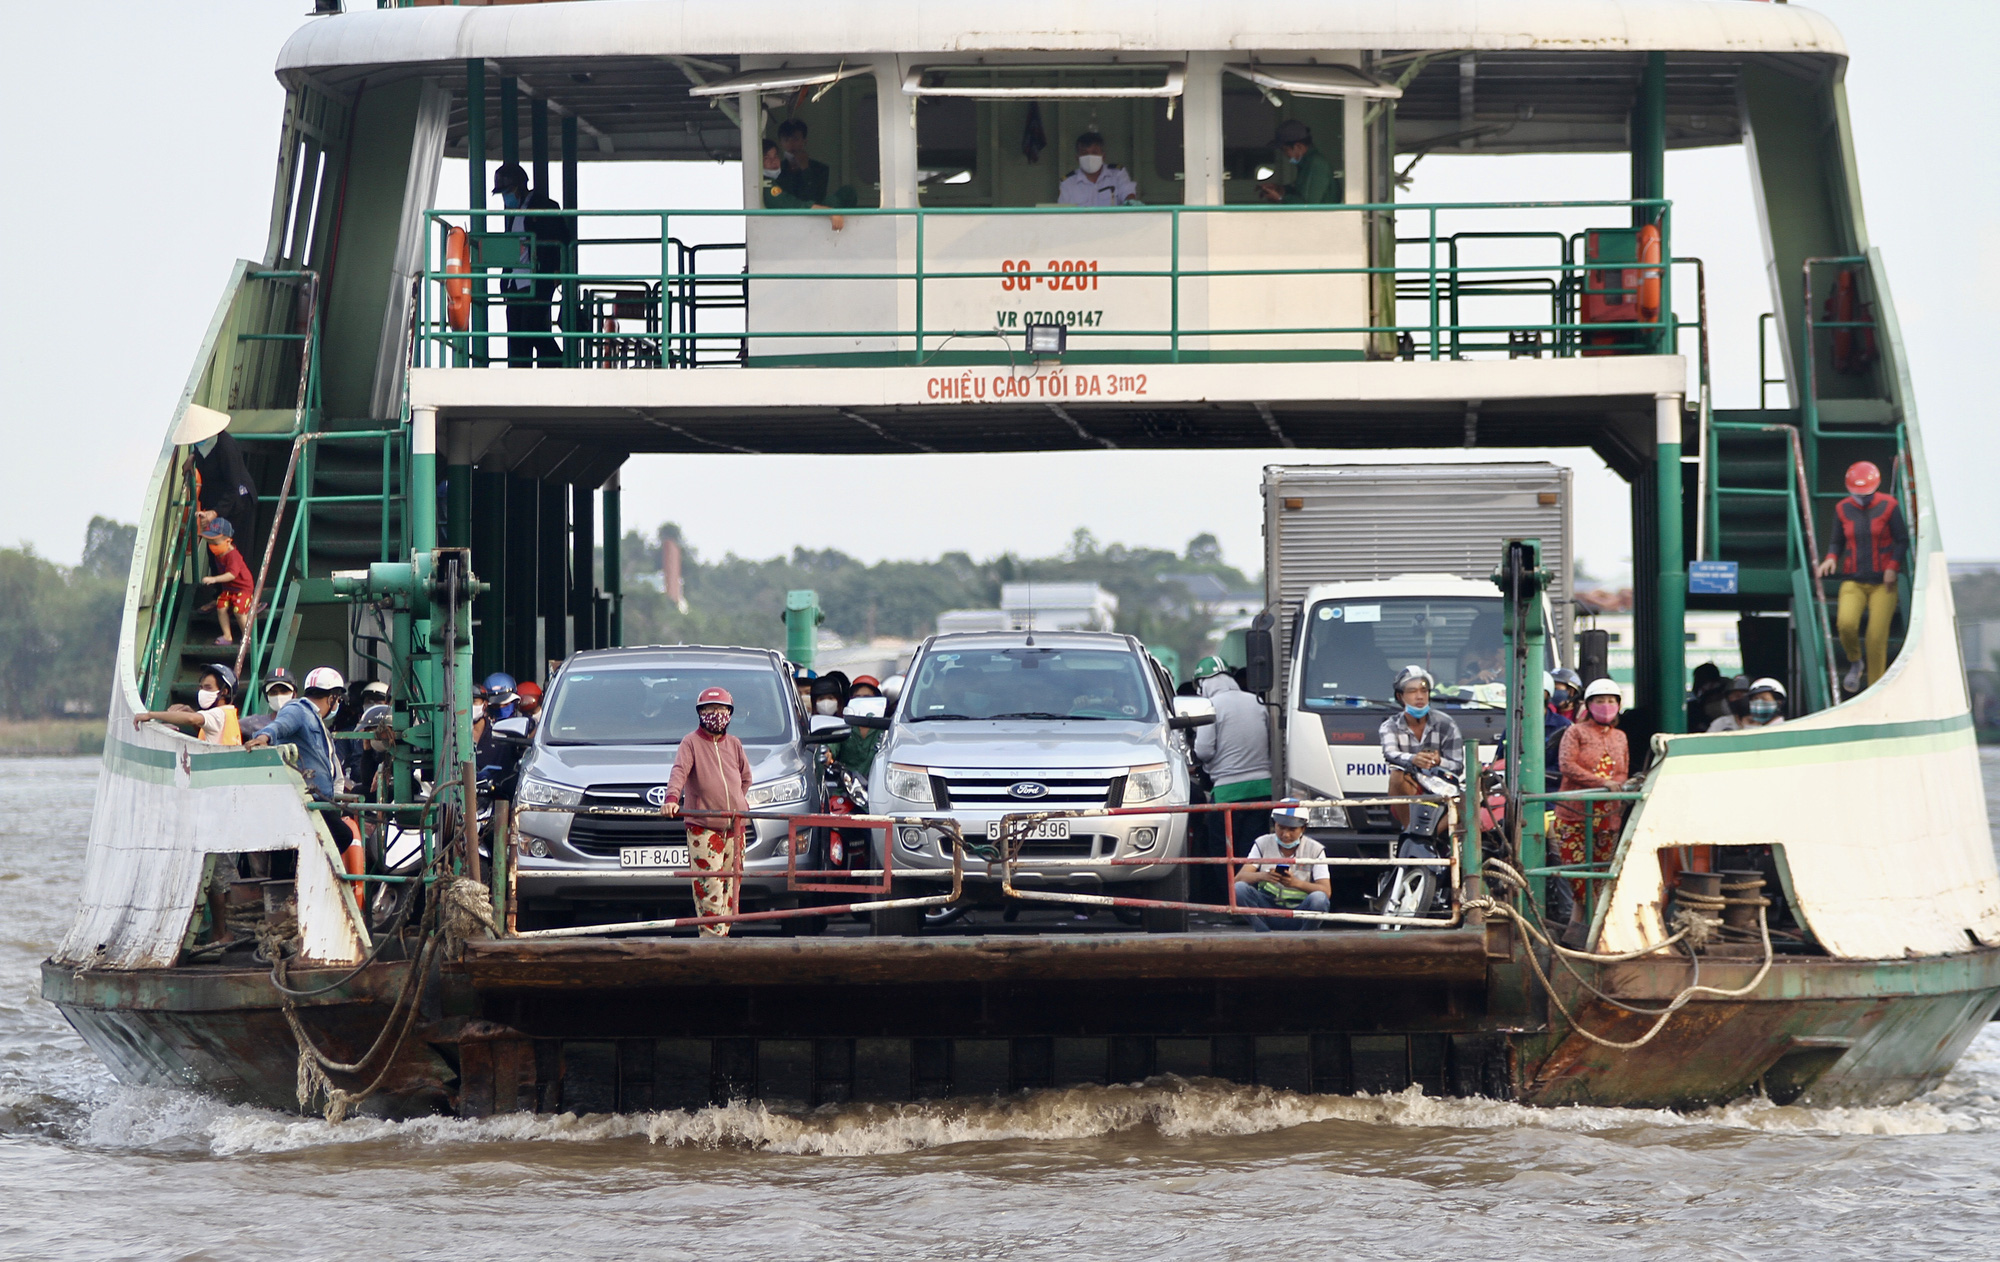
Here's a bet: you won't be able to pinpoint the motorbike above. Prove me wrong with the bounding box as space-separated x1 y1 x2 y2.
1374 774 1457 928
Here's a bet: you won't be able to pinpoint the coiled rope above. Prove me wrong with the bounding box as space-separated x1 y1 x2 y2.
1468 858 1774 1051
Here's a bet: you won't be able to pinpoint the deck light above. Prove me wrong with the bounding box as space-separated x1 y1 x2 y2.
1025 322 1067 359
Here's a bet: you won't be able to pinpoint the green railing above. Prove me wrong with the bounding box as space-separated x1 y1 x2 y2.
1519 788 1646 929
416 199 1683 368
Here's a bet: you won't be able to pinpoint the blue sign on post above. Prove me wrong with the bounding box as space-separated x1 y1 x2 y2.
1688 560 1740 595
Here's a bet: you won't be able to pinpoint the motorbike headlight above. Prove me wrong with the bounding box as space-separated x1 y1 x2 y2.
515 773 583 808
1126 762 1173 804
746 772 808 809
884 763 935 807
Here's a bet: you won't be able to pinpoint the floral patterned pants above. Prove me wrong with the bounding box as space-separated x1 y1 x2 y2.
687 824 739 937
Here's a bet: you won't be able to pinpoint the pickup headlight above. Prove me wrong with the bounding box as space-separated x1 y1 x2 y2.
1126 763 1173 804
884 763 935 806
1288 783 1348 830
516 774 583 808
746 772 808 809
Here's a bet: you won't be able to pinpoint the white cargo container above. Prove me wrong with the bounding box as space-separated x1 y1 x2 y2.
1257 463 1571 843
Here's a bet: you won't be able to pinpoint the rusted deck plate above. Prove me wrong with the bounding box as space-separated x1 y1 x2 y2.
462 929 1491 989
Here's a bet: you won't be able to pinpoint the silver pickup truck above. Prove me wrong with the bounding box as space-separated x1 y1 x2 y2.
865 630 1214 934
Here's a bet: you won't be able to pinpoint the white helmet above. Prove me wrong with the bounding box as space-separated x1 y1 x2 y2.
1747 676 1787 699
1393 664 1435 698
302 666 346 696
1583 677 1623 703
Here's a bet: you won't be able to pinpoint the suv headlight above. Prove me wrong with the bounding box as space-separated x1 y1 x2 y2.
884 763 935 806
516 773 583 808
746 772 808 809
1126 762 1173 804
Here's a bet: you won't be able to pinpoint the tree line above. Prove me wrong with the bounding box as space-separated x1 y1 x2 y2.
0 518 136 719
615 525 1256 671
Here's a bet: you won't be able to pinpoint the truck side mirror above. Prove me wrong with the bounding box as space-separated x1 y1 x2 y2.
1244 611 1277 696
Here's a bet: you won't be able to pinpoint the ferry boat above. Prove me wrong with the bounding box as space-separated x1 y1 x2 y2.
43 0 2000 1118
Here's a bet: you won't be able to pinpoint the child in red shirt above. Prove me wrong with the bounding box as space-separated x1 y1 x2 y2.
199 518 255 645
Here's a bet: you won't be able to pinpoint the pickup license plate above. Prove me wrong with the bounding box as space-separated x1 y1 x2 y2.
987 819 1069 841
619 845 690 869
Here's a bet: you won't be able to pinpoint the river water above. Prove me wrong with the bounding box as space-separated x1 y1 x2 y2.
4 755 1999 1260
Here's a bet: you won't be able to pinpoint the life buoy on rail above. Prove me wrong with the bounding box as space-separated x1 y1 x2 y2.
1636 223 1662 321
444 225 472 332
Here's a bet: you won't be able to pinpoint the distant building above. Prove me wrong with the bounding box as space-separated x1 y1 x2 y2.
936 609 1014 634
999 582 1118 631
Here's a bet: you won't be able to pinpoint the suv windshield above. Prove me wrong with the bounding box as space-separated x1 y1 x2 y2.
1299 596 1553 708
904 646 1157 722
541 665 793 745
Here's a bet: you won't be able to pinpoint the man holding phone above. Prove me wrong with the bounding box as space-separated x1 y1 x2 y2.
1231 801 1333 931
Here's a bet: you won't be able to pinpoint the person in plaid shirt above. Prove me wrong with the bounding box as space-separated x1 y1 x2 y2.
1378 665 1464 828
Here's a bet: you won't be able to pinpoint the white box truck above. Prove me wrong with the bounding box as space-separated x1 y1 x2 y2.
1257 463 1570 842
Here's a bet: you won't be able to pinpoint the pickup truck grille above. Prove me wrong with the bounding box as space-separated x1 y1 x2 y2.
935 771 1120 810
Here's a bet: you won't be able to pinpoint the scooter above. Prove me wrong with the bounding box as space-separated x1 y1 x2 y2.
1374 775 1457 928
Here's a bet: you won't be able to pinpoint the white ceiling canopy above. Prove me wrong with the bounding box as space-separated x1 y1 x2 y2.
903 63 1185 99
1224 63 1402 101
688 64 869 98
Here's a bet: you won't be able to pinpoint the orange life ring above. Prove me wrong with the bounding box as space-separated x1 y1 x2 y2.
1636 223 1662 320
444 225 472 332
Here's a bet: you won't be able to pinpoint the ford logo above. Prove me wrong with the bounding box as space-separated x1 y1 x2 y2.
1007 782 1049 800
644 785 670 808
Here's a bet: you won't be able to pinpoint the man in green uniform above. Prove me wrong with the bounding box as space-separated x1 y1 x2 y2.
1258 119 1339 204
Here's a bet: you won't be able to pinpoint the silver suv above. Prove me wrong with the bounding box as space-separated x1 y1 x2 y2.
511 645 846 931
866 631 1214 933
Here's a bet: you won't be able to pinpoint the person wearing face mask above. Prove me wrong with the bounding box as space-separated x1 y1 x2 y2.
659 687 754 937
834 675 885 775
1551 678 1631 913
1257 119 1338 204
809 675 847 720
247 666 347 801
1816 460 1909 694
1545 668 1583 791
1057 131 1137 206
1710 677 1787 732
190 426 258 541
1380 665 1465 829
492 162 572 368
1705 675 1752 732
1232 802 1333 931
1190 656 1273 902
240 667 297 740
134 663 242 745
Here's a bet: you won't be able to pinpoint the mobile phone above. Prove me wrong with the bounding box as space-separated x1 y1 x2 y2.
1274 864 1291 875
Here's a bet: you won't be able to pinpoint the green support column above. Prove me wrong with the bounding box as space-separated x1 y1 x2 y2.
602 471 622 646
410 408 438 552
569 482 595 652
561 115 579 366
443 420 470 551
472 470 507 678
466 60 488 366
531 97 549 193
1495 540 1550 915
503 475 539 679
500 76 519 165
538 479 570 671
1632 51 1667 353
785 590 823 669
1655 394 1688 734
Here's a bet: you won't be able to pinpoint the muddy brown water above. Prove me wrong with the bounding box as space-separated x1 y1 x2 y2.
4 754 1999 1260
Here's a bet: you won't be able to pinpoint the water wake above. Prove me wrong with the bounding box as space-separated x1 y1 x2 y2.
39 1064 1990 1160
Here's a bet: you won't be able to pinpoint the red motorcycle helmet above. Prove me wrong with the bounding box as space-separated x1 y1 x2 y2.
696 686 734 710
1844 460 1882 496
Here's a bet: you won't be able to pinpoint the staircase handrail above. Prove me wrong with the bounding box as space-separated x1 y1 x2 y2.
235 269 320 685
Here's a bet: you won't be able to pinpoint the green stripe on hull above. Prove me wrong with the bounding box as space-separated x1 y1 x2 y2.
1665 711 1974 768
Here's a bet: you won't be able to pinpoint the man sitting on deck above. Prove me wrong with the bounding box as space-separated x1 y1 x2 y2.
1231 801 1332 931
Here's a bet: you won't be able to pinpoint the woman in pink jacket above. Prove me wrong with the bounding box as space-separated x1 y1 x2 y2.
659 687 752 937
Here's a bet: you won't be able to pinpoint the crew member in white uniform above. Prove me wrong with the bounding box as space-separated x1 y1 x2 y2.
1057 131 1138 206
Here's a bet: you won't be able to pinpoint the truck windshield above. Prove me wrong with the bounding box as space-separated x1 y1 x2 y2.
541 666 793 746
904 646 1157 721
1298 596 1553 708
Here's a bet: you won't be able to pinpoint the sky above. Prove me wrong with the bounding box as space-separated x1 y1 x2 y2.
1 1 1993 583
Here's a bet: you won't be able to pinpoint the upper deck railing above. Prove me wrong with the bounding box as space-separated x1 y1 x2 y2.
415 199 1688 371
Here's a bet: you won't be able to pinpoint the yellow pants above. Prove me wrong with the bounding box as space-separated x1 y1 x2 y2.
1836 579 1898 687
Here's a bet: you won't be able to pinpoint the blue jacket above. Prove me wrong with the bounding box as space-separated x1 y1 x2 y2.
264 698 338 799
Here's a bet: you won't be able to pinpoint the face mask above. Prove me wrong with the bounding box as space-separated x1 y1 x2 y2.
699 709 731 735
1749 699 1779 722
194 435 219 457
814 697 839 715
764 163 781 179
268 690 293 707
1588 700 1620 724
1728 695 1751 718
501 190 522 209
197 689 219 709
1078 153 1104 174
1404 703 1430 720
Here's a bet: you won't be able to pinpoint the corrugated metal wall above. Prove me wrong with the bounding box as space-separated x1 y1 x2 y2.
1262 463 1573 669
